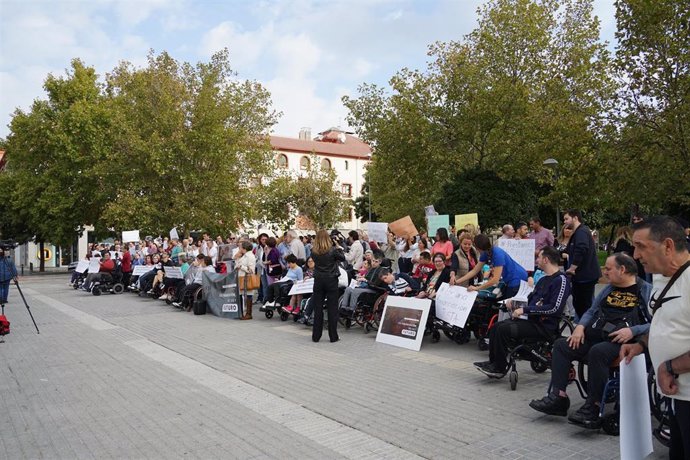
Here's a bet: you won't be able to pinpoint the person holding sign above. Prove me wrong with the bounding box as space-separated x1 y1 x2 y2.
82 253 115 291
416 253 451 326
456 234 528 299
474 247 570 378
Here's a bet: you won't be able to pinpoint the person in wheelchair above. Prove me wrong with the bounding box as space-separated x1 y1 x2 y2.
82 252 114 291
340 250 387 313
262 254 303 308
378 268 419 295
529 252 651 428
474 247 571 378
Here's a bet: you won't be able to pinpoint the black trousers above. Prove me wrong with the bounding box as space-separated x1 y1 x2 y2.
312 276 339 342
489 319 551 369
571 280 597 319
550 337 620 404
669 399 690 460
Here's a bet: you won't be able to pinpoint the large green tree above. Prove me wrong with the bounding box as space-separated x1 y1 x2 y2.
344 0 615 226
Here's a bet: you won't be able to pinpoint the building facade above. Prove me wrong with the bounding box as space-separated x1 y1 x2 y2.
270 127 371 230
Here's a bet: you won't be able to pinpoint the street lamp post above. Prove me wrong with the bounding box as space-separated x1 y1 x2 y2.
367 153 372 223
543 158 560 237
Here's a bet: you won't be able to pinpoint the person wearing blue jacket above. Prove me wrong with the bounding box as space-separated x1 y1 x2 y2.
0 247 18 305
530 252 651 429
475 246 571 378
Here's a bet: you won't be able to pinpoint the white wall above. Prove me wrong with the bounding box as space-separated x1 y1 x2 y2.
278 150 369 229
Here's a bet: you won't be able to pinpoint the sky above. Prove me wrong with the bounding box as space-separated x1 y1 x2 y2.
0 0 617 140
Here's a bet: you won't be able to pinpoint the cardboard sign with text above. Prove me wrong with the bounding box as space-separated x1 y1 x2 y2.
389 216 419 239
434 283 478 328
497 239 535 272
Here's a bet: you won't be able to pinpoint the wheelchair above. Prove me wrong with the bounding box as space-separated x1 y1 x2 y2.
91 263 125 296
504 314 575 391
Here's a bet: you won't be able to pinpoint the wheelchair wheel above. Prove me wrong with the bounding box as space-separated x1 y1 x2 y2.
431 330 440 343
92 287 101 296
509 371 518 391
454 328 471 344
280 311 289 321
601 412 619 436
530 360 549 374
112 283 124 294
265 310 274 319
559 317 575 337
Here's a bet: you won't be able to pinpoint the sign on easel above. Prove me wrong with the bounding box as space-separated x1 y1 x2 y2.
376 296 431 351
434 283 479 328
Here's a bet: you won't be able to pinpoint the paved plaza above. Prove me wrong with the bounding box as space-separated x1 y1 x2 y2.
0 277 667 459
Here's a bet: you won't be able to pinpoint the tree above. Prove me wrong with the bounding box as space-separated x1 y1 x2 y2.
353 170 378 223
344 0 615 224
0 60 117 270
102 49 278 236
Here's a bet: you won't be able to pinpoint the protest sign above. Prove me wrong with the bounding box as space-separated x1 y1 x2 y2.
164 266 184 279
75 261 90 274
88 258 101 273
497 239 535 272
427 215 450 235
505 280 533 303
454 213 479 231
288 278 315 295
434 283 479 328
132 265 150 276
122 230 140 243
620 355 653 460
424 205 438 216
169 228 179 240
389 216 418 238
376 296 431 351
367 222 389 243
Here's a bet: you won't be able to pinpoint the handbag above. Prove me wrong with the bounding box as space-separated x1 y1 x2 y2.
239 274 261 290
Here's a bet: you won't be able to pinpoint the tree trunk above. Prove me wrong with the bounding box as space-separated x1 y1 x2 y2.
39 240 45 272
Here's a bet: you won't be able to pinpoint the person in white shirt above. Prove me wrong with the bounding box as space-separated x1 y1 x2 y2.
621 216 690 459
287 230 306 263
345 230 364 270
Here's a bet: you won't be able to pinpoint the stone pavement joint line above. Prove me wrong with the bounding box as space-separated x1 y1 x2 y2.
27 287 423 460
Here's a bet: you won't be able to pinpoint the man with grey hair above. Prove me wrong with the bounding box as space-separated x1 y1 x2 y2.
621 216 690 458
287 230 306 264
499 224 515 240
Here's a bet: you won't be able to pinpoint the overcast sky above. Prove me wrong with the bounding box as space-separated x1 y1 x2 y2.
0 0 617 140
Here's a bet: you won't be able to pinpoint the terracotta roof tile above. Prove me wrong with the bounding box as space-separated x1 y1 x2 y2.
270 134 371 159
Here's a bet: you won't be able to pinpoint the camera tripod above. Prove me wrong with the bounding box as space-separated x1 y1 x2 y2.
1 256 40 336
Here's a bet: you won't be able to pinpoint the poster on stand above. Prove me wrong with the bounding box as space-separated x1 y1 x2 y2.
376 296 431 351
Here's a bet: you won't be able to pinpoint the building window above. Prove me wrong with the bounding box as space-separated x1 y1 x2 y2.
341 184 352 197
276 154 288 169
320 158 331 170
344 160 349 170
300 156 310 171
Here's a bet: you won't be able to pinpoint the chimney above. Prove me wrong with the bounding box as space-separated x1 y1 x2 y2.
299 127 312 140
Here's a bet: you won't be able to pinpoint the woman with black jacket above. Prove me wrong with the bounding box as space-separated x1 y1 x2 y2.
417 253 451 327
310 229 346 343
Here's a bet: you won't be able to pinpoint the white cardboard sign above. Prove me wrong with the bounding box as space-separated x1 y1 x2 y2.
620 355 653 459
288 278 314 295
122 230 140 243
367 222 389 243
164 266 184 279
497 239 535 272
75 261 90 274
376 296 431 352
132 265 150 276
434 283 479 328
88 258 101 273
170 228 179 240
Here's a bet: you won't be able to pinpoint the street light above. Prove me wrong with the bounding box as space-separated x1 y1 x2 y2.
543 158 560 236
367 152 372 223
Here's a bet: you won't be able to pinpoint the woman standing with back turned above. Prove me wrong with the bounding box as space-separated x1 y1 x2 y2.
310 230 345 343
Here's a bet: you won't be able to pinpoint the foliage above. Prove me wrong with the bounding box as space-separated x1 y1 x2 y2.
353 170 378 223
435 167 553 231
344 0 615 224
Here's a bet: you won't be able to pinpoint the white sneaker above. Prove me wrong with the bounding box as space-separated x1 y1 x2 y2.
263 301 275 308
172 302 181 308
158 294 168 300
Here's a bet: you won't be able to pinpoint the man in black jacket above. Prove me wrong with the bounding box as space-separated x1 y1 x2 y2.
474 247 571 378
564 209 601 319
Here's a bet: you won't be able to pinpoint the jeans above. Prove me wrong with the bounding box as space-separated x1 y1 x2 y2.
0 280 9 303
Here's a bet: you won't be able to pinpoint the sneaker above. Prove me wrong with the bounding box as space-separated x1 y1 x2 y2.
529 393 570 416
282 306 294 313
158 294 168 300
568 402 601 429
172 302 181 308
476 363 507 379
147 290 155 294
473 361 492 370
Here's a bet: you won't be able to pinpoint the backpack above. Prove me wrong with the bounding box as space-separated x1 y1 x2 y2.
0 315 10 336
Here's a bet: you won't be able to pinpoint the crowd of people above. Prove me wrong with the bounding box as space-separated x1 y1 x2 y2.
70 212 690 458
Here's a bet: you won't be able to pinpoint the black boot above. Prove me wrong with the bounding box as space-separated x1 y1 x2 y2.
529 392 570 416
